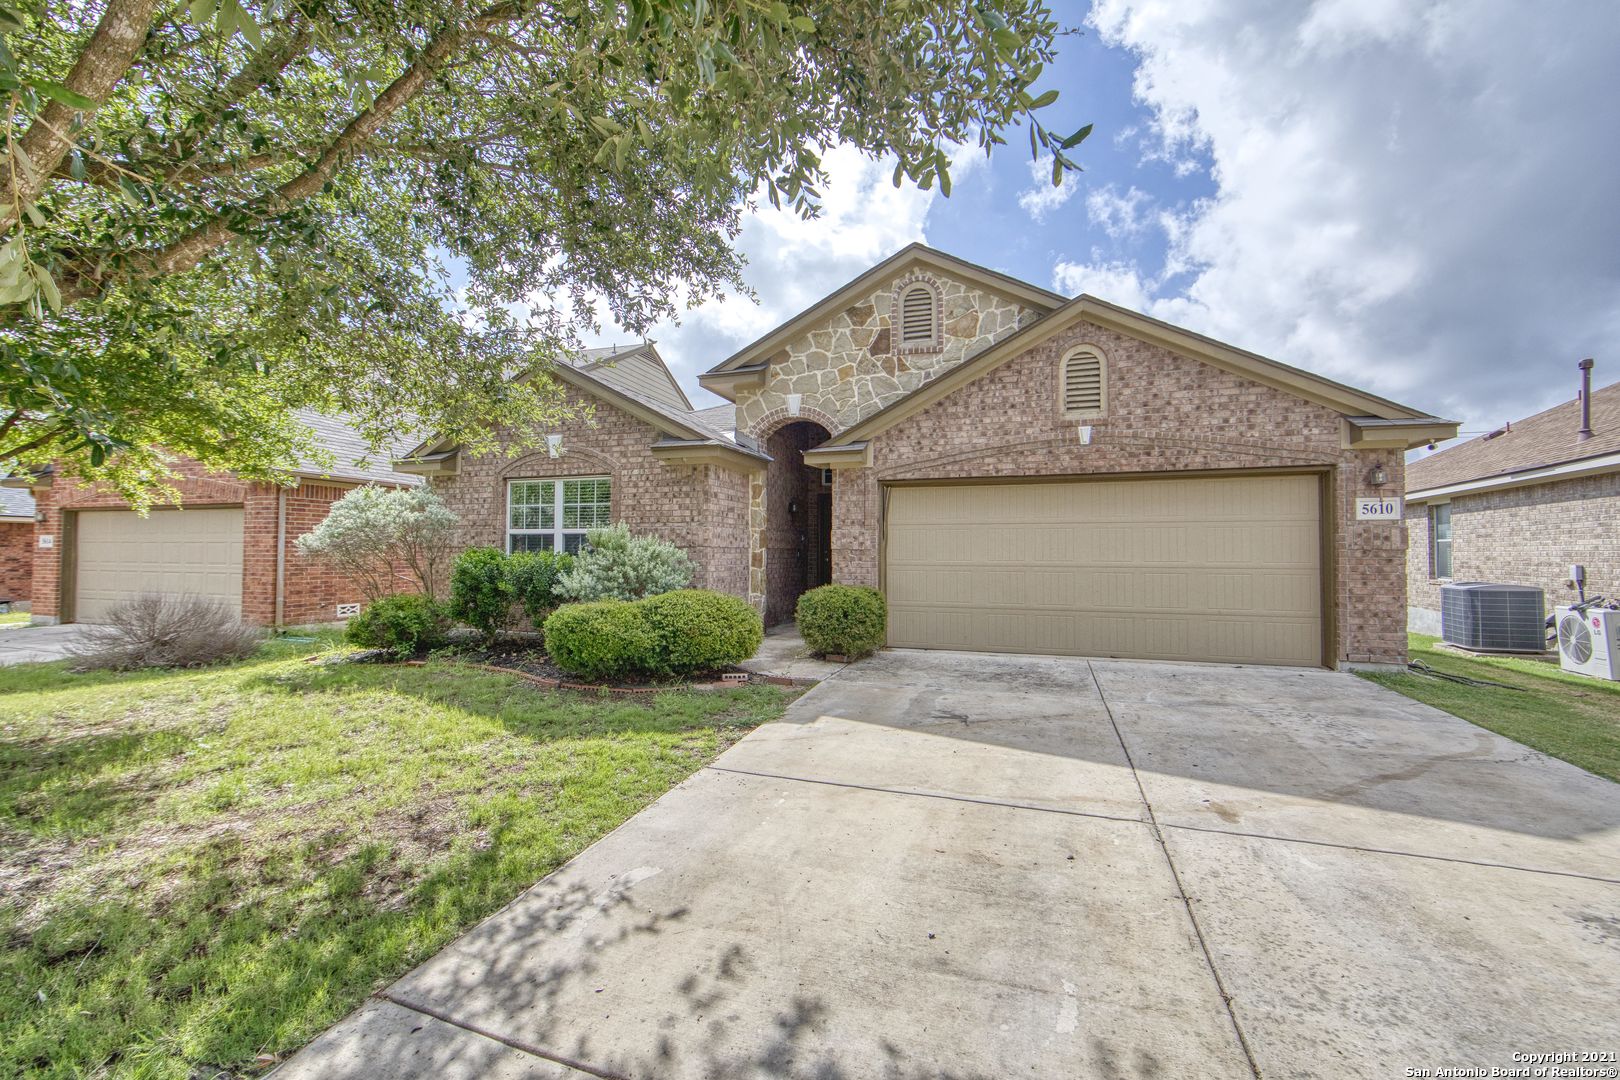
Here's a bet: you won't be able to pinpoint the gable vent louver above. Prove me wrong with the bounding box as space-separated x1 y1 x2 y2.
1063 350 1105 415
899 285 935 345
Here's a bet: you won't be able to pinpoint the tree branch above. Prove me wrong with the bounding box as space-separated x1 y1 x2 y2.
1 0 161 231
57 2 529 305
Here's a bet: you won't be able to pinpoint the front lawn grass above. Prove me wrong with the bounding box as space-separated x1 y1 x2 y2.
1361 633 1620 783
0 636 795 1078
0 611 30 628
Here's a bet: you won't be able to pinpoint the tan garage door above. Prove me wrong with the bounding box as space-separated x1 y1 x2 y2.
74 508 244 622
884 475 1323 666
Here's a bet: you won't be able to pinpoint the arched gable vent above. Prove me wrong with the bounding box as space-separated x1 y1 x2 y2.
898 283 938 348
1061 348 1106 417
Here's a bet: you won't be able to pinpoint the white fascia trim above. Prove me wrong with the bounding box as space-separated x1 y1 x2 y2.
1406 450 1620 502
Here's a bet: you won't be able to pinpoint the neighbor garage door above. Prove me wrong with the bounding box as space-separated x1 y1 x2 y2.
884 474 1323 666
74 508 244 622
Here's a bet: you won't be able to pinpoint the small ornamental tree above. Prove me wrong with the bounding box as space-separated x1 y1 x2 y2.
295 485 458 602
555 524 694 602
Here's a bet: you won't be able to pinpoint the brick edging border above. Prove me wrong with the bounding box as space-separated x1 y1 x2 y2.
383 658 820 693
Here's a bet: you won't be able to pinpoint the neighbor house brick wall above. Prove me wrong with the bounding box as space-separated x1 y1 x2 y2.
1405 471 1620 633
831 319 1410 667
0 521 32 607
430 387 752 597
29 459 247 623
28 460 410 626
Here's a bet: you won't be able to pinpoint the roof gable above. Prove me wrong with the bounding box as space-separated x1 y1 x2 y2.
834 293 1453 445
1407 378 1620 492
701 243 1065 380
574 343 693 412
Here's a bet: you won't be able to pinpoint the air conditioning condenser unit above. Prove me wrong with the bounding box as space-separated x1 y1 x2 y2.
1555 607 1620 680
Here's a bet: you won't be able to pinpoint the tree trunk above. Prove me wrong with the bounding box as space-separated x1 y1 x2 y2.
1 0 161 231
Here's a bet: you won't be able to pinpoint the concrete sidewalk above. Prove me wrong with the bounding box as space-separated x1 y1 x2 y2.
276 650 1620 1079
0 623 92 665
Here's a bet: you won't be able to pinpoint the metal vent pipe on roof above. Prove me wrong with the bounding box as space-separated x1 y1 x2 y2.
1577 358 1595 441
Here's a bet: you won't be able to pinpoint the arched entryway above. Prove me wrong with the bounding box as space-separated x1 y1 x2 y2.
763 420 833 626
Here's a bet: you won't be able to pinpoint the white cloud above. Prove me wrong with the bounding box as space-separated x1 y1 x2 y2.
1017 155 1080 221
1083 0 1620 434
1052 258 1156 311
1084 185 1152 239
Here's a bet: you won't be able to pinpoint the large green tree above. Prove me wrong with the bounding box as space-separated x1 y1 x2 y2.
0 0 1086 500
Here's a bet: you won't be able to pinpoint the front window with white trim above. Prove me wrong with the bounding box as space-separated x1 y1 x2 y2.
507 477 612 553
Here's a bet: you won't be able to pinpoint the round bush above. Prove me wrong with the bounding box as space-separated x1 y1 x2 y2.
448 546 514 641
346 594 448 658
641 590 764 676
543 601 657 682
796 585 886 658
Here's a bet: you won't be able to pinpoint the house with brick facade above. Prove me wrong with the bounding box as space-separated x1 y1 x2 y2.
1405 371 1619 635
5 413 421 627
0 485 34 611
406 244 1456 669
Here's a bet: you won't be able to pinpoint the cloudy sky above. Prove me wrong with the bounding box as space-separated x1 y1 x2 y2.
580 0 1620 449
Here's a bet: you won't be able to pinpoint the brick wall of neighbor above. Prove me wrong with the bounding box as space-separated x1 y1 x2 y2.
1406 471 1620 633
430 386 752 597
0 521 33 608
832 319 1411 667
28 459 410 626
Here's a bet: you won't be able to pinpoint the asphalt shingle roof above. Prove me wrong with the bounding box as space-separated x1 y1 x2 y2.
1407 378 1620 492
294 411 425 486
0 485 34 519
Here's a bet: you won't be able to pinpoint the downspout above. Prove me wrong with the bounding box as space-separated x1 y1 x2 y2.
274 487 287 630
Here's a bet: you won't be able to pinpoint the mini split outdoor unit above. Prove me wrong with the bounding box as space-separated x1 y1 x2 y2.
1555 607 1620 681
1439 582 1546 653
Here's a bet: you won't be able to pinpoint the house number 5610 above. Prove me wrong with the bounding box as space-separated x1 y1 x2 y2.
1355 497 1402 521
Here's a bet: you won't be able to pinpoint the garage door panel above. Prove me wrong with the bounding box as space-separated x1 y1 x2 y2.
884 476 1323 666
75 508 244 622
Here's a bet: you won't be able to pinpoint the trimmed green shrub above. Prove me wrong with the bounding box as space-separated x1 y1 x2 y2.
641 589 763 676
555 523 694 602
543 601 658 682
507 550 573 629
346 594 448 659
796 585 886 658
448 547 513 642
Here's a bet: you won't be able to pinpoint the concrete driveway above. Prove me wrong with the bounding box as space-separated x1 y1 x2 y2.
0 622 92 665
278 651 1620 1080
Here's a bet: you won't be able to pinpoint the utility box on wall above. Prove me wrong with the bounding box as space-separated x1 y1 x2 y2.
1440 582 1546 653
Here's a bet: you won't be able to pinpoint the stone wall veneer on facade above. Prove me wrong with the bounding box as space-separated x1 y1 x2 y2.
735 269 1040 609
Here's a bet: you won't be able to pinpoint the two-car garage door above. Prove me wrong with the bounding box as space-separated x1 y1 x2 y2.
74 508 244 622
884 474 1324 667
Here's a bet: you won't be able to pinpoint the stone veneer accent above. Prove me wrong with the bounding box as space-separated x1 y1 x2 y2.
827 320 1411 667
735 269 1043 610
735 271 1040 436
432 386 751 597
1405 471 1620 634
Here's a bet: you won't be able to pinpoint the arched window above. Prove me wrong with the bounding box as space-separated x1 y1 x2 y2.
896 282 940 352
1060 347 1106 417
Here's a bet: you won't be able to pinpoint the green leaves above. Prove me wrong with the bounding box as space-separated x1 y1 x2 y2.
4 0 1089 502
28 80 96 110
